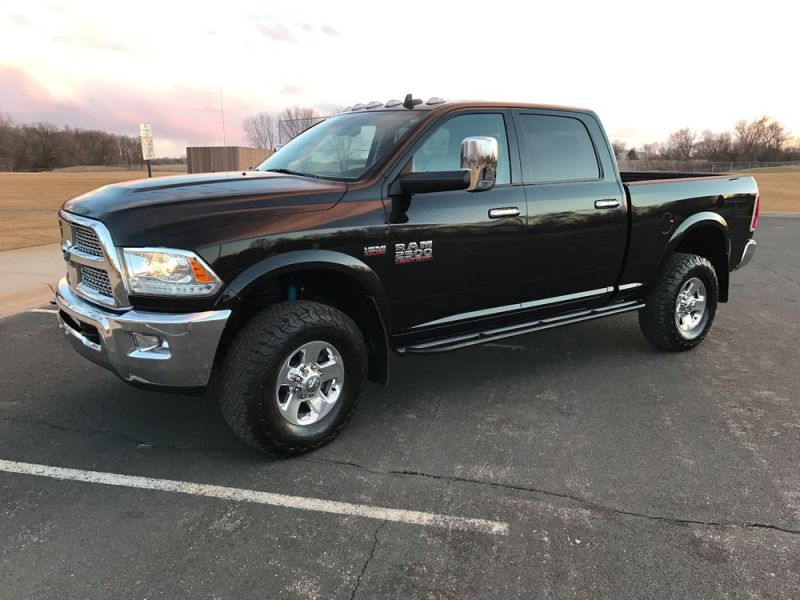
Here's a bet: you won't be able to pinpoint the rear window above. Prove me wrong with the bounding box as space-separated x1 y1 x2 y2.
517 115 600 183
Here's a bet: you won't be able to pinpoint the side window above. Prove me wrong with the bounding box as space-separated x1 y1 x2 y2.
517 115 600 183
410 114 511 185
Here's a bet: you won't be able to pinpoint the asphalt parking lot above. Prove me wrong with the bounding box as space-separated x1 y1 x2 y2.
1 216 798 599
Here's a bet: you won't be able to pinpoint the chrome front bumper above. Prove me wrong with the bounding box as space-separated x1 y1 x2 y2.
735 239 757 270
55 277 230 388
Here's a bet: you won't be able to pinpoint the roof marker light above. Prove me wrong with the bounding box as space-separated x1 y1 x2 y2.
351 103 366 111
384 99 402 108
426 97 445 105
365 101 382 109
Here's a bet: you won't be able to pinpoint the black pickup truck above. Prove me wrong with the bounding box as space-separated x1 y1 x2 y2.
56 96 759 455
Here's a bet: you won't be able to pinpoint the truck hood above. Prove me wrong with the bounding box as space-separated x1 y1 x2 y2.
62 171 347 249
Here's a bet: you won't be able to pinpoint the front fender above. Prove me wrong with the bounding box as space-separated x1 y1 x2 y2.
218 249 389 317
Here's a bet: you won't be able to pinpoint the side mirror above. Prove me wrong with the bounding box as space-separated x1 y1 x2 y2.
461 136 498 192
392 170 469 196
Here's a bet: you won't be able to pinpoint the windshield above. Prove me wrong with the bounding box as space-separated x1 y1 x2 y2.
257 111 426 180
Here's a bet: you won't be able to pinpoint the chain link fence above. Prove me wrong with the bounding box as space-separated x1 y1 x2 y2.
616 159 800 173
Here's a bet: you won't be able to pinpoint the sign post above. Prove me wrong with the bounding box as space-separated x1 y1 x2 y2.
139 123 154 178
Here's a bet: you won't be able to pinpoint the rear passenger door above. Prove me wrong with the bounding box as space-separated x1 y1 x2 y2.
512 110 628 310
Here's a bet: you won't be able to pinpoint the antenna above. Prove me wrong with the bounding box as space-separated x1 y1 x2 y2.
403 93 423 109
219 85 228 172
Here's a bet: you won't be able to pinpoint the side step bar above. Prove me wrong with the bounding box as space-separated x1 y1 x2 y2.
396 300 645 355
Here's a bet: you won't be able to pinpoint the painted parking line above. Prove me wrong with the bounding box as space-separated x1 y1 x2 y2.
26 308 58 314
0 459 509 536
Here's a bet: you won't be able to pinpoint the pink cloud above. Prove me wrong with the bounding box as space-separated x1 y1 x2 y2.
0 66 253 151
254 21 297 43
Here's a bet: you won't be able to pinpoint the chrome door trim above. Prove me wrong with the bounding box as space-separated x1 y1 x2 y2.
413 287 614 329
415 302 523 328
618 282 642 291
520 287 613 310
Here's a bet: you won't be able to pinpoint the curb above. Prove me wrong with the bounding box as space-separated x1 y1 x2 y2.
0 282 56 318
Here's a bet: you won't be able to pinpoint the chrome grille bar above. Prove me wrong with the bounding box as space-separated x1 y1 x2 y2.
59 210 130 310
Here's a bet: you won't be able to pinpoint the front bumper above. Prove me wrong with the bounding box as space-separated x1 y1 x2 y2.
55 277 230 388
734 239 757 270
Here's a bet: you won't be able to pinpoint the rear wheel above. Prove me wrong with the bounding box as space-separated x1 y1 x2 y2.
219 301 367 456
638 253 718 351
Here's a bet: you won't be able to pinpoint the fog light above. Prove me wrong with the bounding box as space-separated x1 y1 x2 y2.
133 332 163 352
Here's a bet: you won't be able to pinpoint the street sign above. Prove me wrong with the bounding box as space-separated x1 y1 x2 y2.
139 123 155 161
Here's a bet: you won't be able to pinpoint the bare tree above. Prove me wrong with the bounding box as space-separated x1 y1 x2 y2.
665 128 696 160
641 143 662 160
0 112 15 169
242 112 278 149
31 122 60 169
765 120 788 158
734 116 789 160
279 106 320 142
611 140 627 158
734 116 769 159
694 130 733 161
626 147 639 160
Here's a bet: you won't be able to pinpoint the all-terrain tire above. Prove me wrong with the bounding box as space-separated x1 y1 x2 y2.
219 301 367 456
638 253 718 352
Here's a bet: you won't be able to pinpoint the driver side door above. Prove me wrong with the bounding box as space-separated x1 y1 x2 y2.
383 110 528 336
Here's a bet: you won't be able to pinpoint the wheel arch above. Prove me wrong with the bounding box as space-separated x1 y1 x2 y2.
218 250 390 385
658 212 731 302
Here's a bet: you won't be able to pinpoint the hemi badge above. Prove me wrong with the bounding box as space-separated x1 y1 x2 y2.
364 245 386 257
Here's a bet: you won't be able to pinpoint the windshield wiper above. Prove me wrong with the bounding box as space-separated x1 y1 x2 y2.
264 168 321 179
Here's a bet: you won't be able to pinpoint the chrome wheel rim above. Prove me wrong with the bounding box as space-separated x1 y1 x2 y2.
275 341 344 426
674 277 708 339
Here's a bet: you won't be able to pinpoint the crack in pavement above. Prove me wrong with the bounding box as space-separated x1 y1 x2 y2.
5 415 799 537
350 520 386 600
752 259 800 288
305 457 800 536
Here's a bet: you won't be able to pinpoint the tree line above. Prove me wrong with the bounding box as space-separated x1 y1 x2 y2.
0 112 146 171
613 116 799 163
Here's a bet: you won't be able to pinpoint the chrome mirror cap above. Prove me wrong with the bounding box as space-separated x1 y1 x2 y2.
461 136 498 192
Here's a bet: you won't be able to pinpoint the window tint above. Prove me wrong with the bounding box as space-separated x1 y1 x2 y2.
411 113 511 185
517 115 599 183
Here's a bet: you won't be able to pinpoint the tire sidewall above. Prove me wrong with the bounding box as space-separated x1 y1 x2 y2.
670 259 718 345
250 321 365 447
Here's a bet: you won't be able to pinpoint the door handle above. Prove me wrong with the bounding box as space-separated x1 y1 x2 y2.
489 207 520 219
594 199 620 209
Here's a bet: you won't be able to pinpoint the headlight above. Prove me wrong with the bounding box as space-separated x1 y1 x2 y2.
122 248 222 296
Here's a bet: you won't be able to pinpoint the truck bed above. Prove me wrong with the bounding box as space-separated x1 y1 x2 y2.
620 173 758 292
620 171 725 183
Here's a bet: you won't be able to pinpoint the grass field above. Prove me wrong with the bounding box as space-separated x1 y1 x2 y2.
0 170 185 251
0 168 797 252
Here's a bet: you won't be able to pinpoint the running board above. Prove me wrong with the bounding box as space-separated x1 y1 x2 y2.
396 301 645 354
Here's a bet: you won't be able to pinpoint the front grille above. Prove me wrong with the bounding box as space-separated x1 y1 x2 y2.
79 265 113 298
72 226 104 257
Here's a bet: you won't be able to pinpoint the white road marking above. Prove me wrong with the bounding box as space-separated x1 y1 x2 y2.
26 308 58 314
0 459 509 535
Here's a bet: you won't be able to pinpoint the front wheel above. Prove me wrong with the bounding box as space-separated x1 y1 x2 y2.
638 253 719 351
219 301 367 456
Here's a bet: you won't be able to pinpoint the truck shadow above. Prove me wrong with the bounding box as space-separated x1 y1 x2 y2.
7 311 657 467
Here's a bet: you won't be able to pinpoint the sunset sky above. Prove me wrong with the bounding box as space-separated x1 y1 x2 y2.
2 0 797 157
